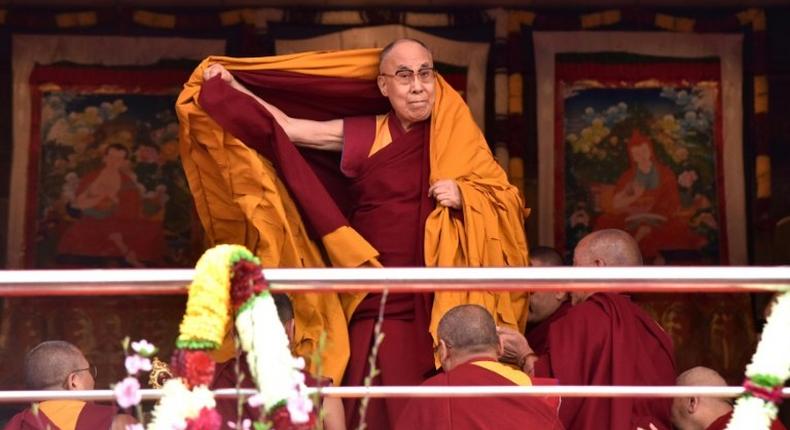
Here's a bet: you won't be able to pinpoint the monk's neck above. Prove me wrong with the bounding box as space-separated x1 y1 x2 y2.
446 351 498 370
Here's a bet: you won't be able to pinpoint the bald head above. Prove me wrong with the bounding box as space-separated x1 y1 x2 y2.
573 229 643 267
378 38 431 72
438 305 499 356
530 246 564 267
676 366 728 388
25 341 88 390
672 367 732 430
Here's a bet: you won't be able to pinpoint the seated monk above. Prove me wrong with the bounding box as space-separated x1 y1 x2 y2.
212 294 345 430
500 229 676 430
499 246 569 371
395 304 564 430
672 366 787 430
4 341 136 430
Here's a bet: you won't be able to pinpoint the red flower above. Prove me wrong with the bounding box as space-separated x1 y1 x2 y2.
171 349 215 388
269 405 317 430
186 407 221 430
231 260 268 308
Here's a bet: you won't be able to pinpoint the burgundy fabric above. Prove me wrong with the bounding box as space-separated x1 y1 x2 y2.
706 411 788 430
232 70 391 122
394 357 565 430
340 115 436 430
3 402 116 430
73 403 116 430
534 293 676 430
525 300 572 356
212 355 326 430
199 77 347 238
4 409 59 430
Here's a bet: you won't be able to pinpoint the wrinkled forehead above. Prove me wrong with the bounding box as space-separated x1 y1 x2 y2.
380 41 433 72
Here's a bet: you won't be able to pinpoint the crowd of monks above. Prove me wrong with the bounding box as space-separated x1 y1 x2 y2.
4 38 788 430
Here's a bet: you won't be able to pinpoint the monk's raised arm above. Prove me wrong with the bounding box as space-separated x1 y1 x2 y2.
204 64 344 151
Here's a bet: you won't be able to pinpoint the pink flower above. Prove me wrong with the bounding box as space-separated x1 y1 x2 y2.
125 355 152 375
227 419 251 430
286 394 313 424
114 377 141 409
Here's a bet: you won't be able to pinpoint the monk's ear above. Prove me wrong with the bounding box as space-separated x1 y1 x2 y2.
593 258 606 267
377 75 388 97
65 372 77 390
687 397 699 414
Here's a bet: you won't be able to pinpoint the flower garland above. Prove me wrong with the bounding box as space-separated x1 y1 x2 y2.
150 244 315 430
726 290 790 430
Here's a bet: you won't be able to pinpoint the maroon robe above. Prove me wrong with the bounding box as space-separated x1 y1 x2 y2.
340 114 436 430
3 401 115 430
526 300 572 356
706 411 787 430
394 357 564 430
199 76 437 430
533 293 676 430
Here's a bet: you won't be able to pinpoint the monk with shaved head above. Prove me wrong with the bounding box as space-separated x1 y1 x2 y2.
500 229 676 430
5 341 136 430
396 305 563 430
673 366 787 430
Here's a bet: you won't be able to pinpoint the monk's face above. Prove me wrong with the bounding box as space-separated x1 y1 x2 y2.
377 41 436 130
528 292 567 323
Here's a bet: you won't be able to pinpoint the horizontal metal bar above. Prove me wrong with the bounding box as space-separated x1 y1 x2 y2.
0 386 787 403
0 267 788 297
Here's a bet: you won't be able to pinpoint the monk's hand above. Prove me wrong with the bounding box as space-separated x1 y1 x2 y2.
203 63 233 83
428 179 463 209
497 326 535 374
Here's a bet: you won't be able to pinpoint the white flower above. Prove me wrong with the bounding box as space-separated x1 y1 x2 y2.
247 393 265 408
131 339 157 357
725 396 776 430
746 292 790 381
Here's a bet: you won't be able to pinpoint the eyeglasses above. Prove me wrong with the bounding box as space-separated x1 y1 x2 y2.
380 68 435 85
64 364 97 384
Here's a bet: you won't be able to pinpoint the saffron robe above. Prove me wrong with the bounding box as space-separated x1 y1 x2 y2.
525 300 572 356
177 49 530 388
705 411 787 430
534 293 676 430
3 401 116 430
395 357 564 430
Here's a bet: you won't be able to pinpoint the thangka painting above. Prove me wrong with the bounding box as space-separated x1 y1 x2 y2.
23 65 202 268
555 54 727 265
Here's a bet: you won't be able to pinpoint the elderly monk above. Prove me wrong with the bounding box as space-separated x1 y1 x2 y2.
500 229 676 430
4 341 136 430
212 294 345 430
395 305 563 430
179 38 529 429
672 366 787 430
